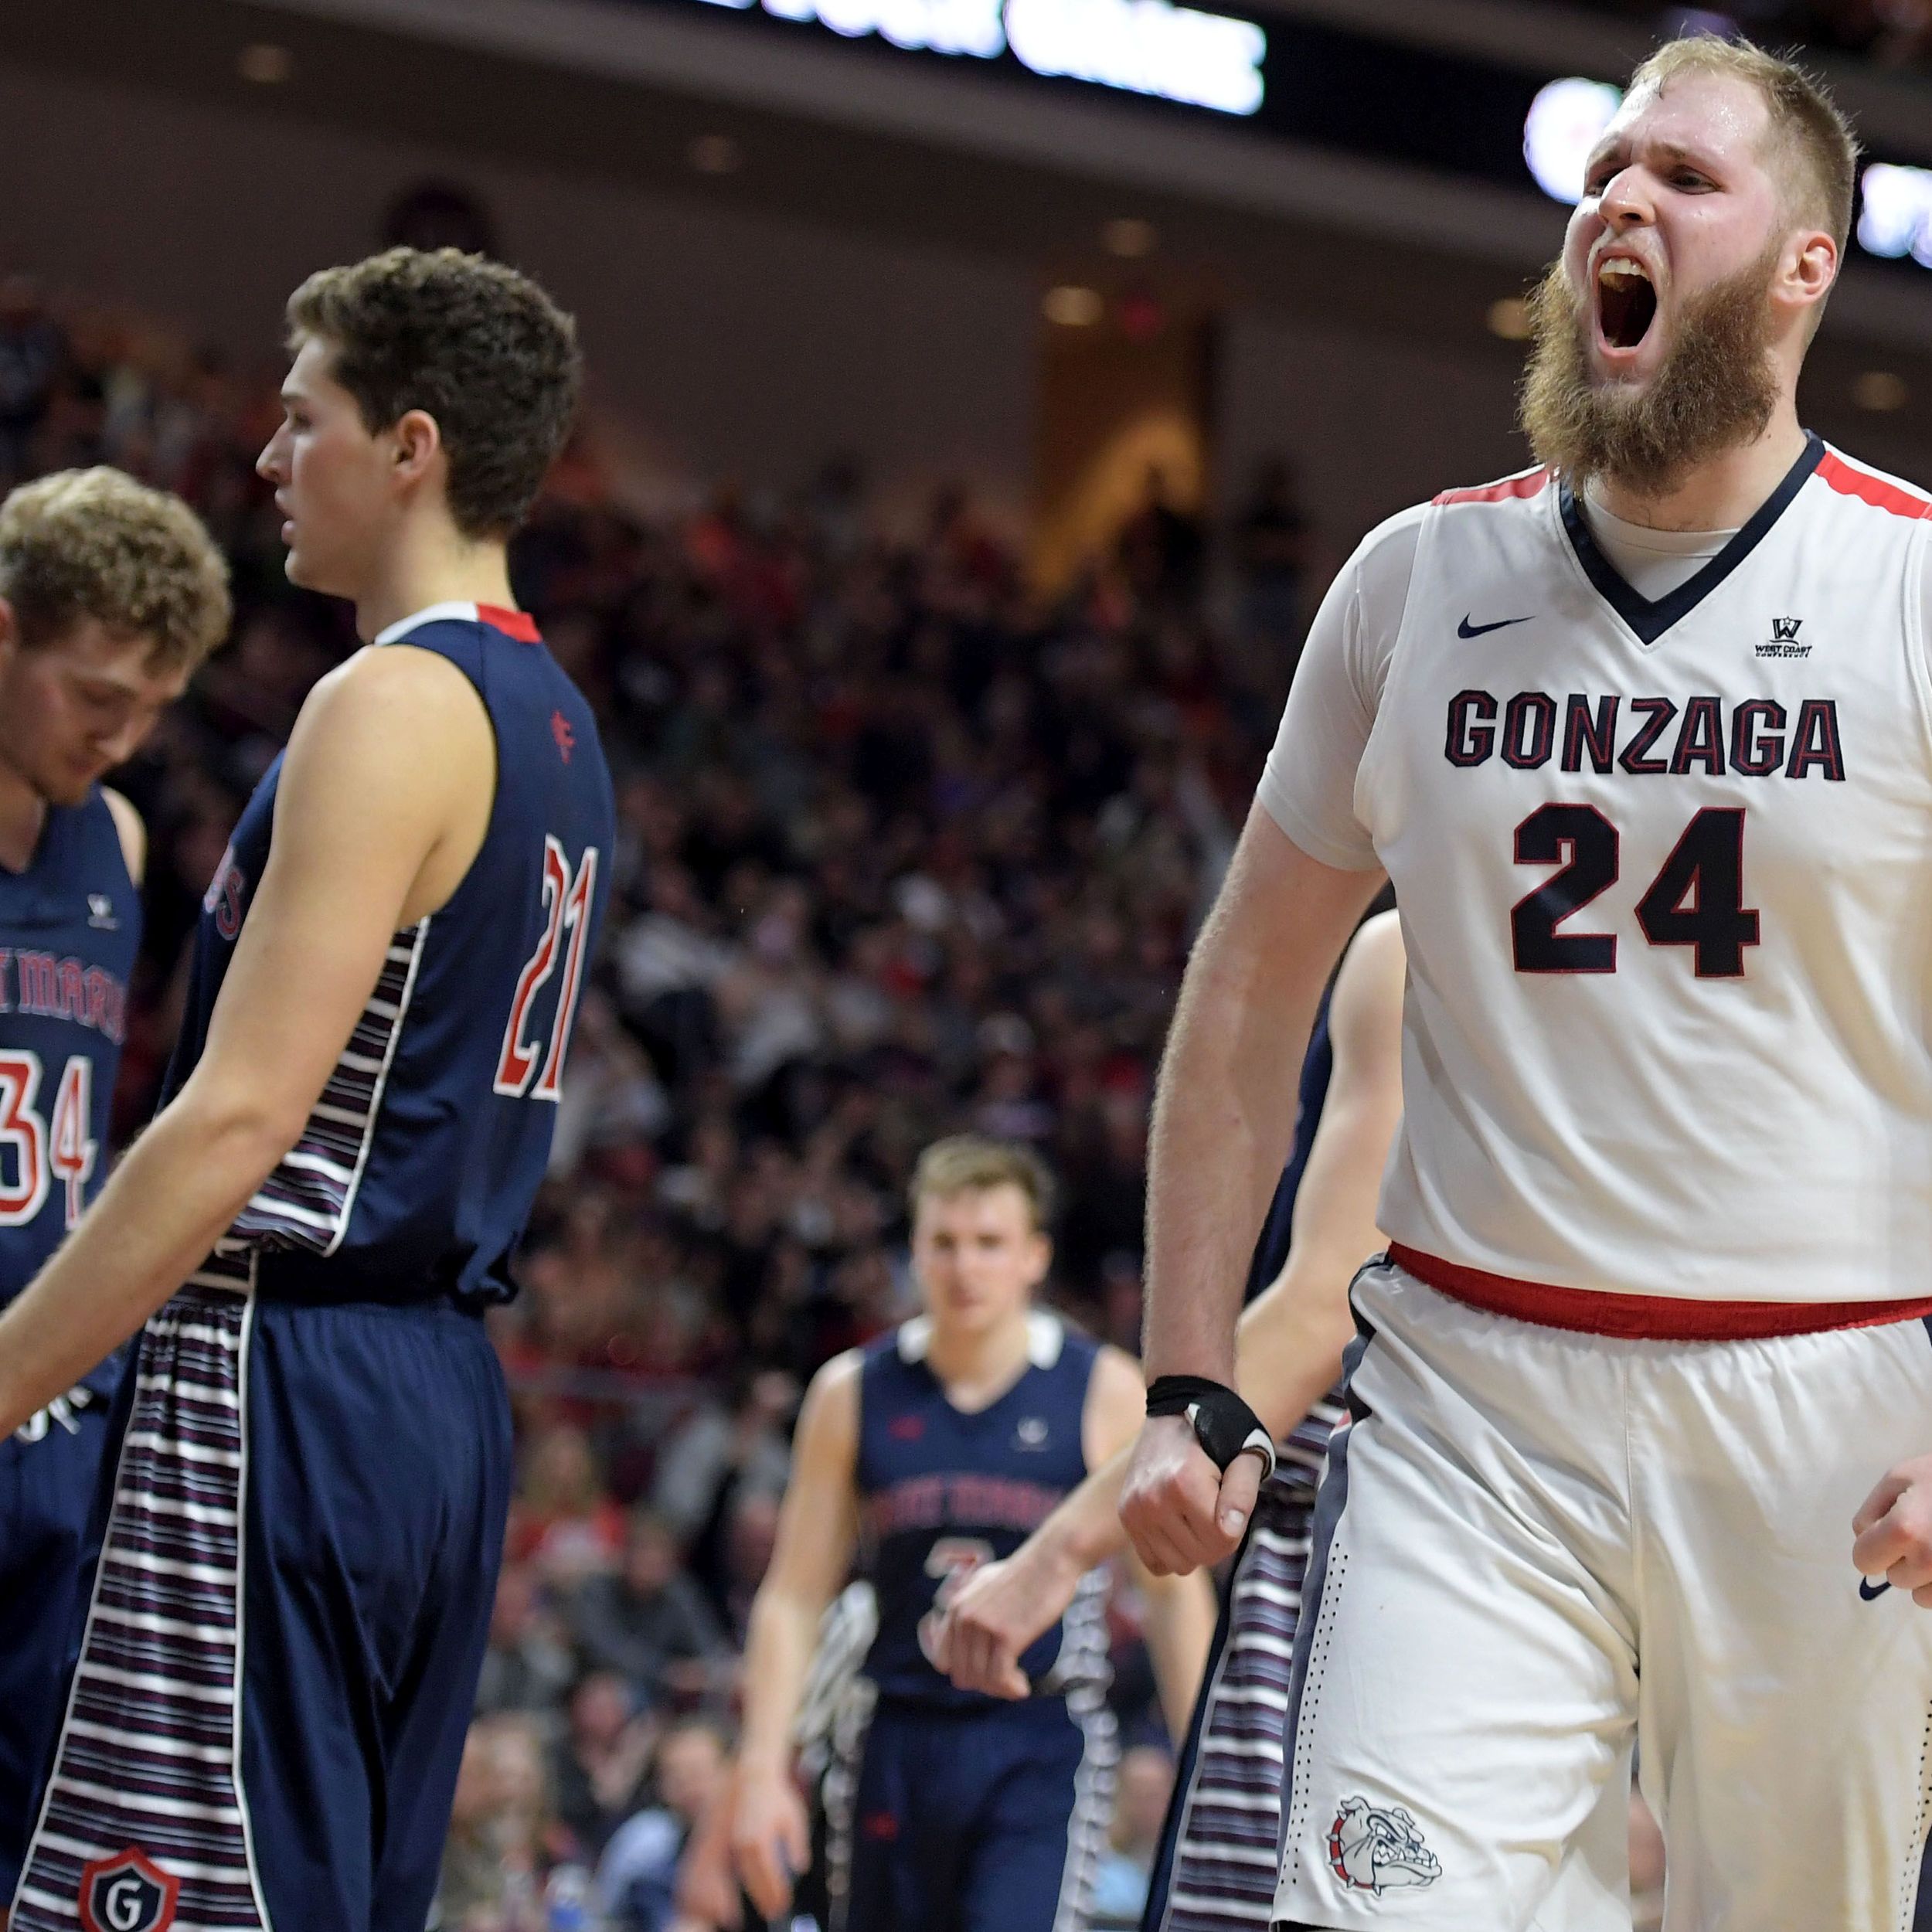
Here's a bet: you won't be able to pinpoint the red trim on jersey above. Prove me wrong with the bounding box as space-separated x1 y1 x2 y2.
1815 451 1932 522
477 603 543 642
1387 1242 1932 1342
1432 469 1550 508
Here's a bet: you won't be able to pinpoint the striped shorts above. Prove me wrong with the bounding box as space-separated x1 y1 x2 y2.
10 1257 511 1932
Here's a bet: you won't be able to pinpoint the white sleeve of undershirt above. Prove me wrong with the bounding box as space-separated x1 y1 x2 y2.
1253 505 1424 872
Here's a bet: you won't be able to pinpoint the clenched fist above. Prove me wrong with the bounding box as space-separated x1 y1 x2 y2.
1119 1413 1262 1576
1854 1453 1932 1604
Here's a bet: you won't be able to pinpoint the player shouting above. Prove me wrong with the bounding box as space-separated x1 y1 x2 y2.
1124 37 1932 1931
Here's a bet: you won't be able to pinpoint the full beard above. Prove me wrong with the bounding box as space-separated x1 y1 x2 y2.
1519 243 1782 498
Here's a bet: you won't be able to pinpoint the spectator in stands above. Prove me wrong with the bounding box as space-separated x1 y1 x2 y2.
1116 464 1206 611
438 1715 604 1930
650 1369 794 1549
1230 455 1311 671
475 1561 578 1720
550 1671 660 1858
596 1720 732 1932
570 1509 731 1702
510 1422 628 1589
0 277 64 487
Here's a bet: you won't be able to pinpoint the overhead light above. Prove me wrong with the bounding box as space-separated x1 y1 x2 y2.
1852 371 1910 412
688 134 743 175
237 43 294 83
1103 218 1157 259
1043 285 1104 326
1859 163 1932 270
1524 77 1623 205
1488 297 1532 341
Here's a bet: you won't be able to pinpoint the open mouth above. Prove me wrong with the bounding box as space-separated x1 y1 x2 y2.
1596 257 1658 352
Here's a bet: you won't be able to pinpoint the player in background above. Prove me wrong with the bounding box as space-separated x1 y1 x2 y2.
727 1136 1216 1932
0 468 230 1920
934 913 1651 1930
1124 36 1932 1932
0 247 614 1932
932 913 1394 1925
934 917 1393 1910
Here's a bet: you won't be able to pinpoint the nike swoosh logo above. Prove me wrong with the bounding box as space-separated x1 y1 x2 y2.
1859 1577 1892 1601
1458 614 1534 638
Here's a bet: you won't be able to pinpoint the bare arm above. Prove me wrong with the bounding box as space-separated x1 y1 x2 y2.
1144 808 1384 1386
1233 907 1406 1440
935 911 1407 1685
730 1353 862 1920
1134 1552 1219 1742
1086 1345 1215 1739
0 648 492 1432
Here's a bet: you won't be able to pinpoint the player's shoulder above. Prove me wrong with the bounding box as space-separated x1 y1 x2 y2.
1808 443 1932 524
295 635 492 753
794 1348 865 1464
806 1345 867 1414
1083 1336 1141 1400
1330 502 1430 621
1426 461 1553 512
374 600 545 649
1340 906 1403 979
812 1345 867 1391
99 787 146 887
1332 909 1406 1052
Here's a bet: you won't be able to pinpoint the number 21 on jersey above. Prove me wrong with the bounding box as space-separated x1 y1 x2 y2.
495 836 598 1100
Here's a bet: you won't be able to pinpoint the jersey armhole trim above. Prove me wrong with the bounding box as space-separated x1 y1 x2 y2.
1899 515 1932 774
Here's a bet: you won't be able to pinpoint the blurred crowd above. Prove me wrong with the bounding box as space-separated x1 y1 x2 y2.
2 270 1308 1928
1587 0 1932 66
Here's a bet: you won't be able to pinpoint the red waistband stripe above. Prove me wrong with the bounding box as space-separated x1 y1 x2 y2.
1386 1243 1932 1342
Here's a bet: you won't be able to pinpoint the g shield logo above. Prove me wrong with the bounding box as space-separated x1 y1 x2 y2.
78 1847 179 1932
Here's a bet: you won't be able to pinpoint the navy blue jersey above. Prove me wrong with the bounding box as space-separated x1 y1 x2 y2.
1243 985 1335 1303
0 791 138 1394
162 603 615 1307
855 1312 1104 1708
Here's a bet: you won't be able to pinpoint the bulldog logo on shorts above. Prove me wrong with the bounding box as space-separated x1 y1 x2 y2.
77 1847 179 1932
1327 1797 1441 1895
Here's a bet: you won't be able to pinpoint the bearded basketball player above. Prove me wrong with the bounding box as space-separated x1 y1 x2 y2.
1121 36 1932 1932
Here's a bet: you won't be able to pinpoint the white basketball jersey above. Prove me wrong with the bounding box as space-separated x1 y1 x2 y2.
1304 437 1932 1303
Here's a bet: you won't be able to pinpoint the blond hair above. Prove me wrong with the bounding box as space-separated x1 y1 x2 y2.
910 1135 1056 1233
0 468 230 671
1631 37 1859 252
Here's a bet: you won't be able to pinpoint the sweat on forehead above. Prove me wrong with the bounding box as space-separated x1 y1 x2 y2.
1622 38 1858 248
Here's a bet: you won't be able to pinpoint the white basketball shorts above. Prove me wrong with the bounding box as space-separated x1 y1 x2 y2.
1271 1258 1932 1932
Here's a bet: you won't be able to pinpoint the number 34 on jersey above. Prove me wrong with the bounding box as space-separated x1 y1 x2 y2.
0 1051 97 1229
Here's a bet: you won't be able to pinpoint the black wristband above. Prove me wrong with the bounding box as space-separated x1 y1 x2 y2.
1145 1375 1277 1481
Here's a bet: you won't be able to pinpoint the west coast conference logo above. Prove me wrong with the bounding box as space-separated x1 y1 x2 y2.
1757 617 1811 661
78 1847 180 1932
693 0 1266 116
